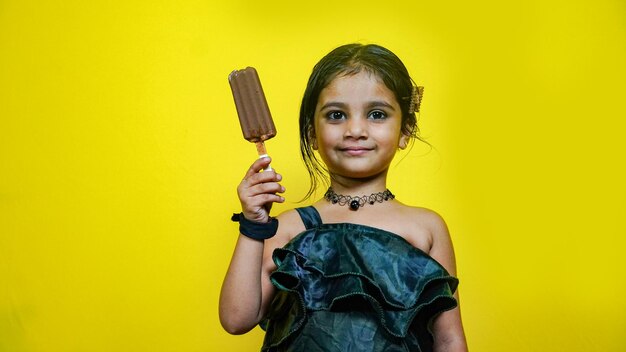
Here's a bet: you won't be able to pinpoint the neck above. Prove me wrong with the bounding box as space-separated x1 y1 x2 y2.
328 170 389 195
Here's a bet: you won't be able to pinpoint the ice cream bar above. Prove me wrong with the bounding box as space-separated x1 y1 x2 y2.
229 67 276 164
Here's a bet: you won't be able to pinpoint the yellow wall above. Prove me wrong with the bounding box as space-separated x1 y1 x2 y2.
1 0 625 351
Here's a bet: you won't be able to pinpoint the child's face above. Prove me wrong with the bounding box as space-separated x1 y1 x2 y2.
313 71 409 180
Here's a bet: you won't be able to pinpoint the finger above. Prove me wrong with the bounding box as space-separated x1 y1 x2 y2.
246 182 285 197
239 182 285 204
243 156 272 180
241 193 285 222
243 170 282 187
252 193 285 205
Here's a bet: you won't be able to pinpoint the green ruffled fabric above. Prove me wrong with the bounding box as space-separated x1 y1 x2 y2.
261 223 458 352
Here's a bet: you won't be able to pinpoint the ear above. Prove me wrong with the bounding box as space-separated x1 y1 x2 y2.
398 133 410 150
308 128 318 150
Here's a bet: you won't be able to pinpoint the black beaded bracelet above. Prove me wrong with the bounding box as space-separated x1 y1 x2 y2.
231 212 279 241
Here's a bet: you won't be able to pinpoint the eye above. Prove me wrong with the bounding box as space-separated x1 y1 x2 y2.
368 110 387 120
326 111 346 120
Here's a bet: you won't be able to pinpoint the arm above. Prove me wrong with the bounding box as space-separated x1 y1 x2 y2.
218 157 286 334
427 212 468 352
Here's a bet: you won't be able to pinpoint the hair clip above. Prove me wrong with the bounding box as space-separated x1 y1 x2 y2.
408 85 424 114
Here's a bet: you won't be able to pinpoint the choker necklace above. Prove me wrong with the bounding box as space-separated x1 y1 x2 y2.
324 187 395 211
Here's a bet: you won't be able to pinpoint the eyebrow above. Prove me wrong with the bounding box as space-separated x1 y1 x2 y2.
319 101 396 111
367 101 396 110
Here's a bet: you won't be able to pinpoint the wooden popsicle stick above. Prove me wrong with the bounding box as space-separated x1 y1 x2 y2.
255 141 272 171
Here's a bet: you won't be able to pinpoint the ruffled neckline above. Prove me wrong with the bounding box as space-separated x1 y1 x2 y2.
290 221 446 267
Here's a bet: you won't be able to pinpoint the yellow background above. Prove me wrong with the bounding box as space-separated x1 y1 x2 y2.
1 0 625 351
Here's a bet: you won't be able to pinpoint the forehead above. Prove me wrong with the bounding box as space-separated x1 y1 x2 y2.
319 71 397 103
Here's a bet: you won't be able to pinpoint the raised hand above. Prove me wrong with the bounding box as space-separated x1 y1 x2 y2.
237 156 285 223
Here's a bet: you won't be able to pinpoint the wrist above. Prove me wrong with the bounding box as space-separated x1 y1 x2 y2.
231 212 279 241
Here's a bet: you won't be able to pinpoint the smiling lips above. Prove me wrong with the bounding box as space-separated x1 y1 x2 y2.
339 146 374 156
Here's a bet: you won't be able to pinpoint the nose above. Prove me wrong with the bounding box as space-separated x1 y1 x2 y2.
344 116 368 139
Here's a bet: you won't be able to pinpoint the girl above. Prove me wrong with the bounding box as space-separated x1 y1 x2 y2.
220 43 468 352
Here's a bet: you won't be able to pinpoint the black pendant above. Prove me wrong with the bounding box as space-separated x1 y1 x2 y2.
349 200 360 211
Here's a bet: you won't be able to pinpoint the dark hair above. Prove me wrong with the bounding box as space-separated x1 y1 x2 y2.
299 43 425 199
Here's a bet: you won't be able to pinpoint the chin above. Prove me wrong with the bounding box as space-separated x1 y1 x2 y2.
330 167 388 180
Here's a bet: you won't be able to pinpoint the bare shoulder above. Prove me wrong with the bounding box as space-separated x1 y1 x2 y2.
394 204 456 273
269 208 307 245
405 206 450 241
263 209 304 248
399 205 447 230
261 208 306 274
392 204 447 239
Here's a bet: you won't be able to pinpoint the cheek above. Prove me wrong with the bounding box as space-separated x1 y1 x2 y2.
375 129 401 146
317 132 334 151
316 124 338 146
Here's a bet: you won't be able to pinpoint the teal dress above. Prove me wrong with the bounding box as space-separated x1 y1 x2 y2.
260 206 458 352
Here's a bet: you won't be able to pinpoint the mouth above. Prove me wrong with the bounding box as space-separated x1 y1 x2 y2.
339 146 374 156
